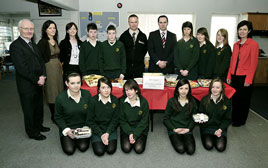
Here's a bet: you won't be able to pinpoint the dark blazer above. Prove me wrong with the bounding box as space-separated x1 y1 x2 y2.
59 38 82 65
148 30 177 74
10 36 46 94
37 38 56 63
119 29 147 78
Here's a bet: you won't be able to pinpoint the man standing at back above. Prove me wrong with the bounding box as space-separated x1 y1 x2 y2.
148 15 177 74
119 14 148 79
10 19 49 140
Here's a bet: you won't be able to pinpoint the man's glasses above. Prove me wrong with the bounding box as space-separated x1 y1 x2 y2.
20 27 34 31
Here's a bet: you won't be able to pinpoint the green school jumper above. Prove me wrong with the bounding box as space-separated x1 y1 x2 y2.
163 97 197 135
87 94 119 142
174 38 200 80
100 40 126 79
198 41 216 79
54 89 92 136
119 96 149 140
79 41 102 76
199 95 232 136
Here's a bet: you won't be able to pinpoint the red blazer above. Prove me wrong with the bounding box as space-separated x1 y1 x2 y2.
227 38 259 84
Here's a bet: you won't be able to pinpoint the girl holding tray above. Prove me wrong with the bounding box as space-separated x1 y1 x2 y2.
120 79 149 154
163 78 198 155
198 78 232 152
54 72 91 155
87 77 119 156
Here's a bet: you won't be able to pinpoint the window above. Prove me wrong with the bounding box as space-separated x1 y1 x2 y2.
135 13 194 40
0 22 12 54
210 15 239 49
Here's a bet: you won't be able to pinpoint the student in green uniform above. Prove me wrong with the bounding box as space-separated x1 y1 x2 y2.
174 21 199 80
198 78 232 152
87 77 119 156
120 79 149 154
213 29 232 82
197 27 216 79
54 72 91 155
163 78 197 155
100 25 126 80
79 23 102 78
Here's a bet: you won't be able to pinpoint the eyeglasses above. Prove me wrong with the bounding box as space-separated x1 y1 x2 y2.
20 27 34 31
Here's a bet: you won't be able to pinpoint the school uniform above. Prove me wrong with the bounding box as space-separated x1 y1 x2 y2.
100 40 126 79
163 97 197 155
174 38 200 80
213 45 232 81
79 40 102 76
198 41 216 79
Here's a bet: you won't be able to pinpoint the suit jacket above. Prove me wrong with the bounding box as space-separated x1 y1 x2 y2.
148 30 177 74
119 29 148 78
10 36 46 94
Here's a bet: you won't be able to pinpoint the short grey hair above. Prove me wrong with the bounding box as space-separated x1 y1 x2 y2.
18 19 34 28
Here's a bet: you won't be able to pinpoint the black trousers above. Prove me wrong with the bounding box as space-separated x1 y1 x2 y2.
231 75 253 125
18 86 44 137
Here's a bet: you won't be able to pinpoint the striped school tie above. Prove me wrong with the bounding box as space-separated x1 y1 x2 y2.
161 32 166 48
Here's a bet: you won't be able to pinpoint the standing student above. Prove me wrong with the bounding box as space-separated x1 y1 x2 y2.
100 25 126 80
148 15 177 74
54 73 91 155
79 23 102 77
196 27 216 79
227 20 259 127
163 79 197 155
87 77 119 156
10 19 49 140
174 21 199 80
120 79 149 154
213 29 232 82
119 14 148 79
198 78 232 152
38 20 63 123
59 22 82 81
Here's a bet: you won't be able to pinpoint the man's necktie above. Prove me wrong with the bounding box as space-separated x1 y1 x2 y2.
161 32 166 48
132 32 136 44
28 41 35 53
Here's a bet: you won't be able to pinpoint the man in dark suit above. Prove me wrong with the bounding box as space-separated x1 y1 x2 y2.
119 14 148 79
148 15 177 74
10 19 50 140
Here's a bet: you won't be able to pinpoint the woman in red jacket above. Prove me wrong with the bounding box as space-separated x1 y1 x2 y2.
227 20 259 127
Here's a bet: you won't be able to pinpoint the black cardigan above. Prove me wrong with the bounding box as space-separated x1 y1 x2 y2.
37 38 53 63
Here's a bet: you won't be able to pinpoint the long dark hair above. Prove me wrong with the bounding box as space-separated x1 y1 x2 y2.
41 20 58 43
173 79 195 115
97 77 112 93
204 78 225 111
123 79 141 98
64 22 80 41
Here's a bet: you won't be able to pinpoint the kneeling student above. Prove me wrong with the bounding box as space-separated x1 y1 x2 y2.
120 79 149 154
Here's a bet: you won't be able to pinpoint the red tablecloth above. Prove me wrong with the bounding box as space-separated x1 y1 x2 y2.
81 81 236 110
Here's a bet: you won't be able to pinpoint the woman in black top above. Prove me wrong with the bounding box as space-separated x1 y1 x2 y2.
59 22 82 82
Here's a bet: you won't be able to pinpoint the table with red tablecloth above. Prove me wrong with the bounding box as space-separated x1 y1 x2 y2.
81 81 236 110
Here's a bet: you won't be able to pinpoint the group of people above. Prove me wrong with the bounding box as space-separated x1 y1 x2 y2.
10 13 258 156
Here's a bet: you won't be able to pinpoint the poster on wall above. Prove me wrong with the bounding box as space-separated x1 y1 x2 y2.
80 12 119 42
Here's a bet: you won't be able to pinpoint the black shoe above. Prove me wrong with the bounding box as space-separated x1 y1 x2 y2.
30 134 46 140
40 126 50 132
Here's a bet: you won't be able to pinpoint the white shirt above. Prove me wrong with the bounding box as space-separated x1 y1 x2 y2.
159 29 167 39
67 89 81 103
217 43 224 49
69 41 80 65
200 41 206 47
124 96 141 107
98 94 111 104
86 38 97 47
210 95 223 104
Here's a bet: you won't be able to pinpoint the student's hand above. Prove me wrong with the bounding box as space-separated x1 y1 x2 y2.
129 134 135 144
181 70 188 76
173 128 183 134
179 128 190 134
67 129 75 139
101 133 109 145
158 61 167 69
227 79 231 85
214 129 222 137
244 83 250 87
120 74 124 80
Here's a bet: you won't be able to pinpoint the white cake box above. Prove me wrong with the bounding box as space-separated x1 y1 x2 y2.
142 73 165 90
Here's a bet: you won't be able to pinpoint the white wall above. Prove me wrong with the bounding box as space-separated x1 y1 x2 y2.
79 0 268 51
